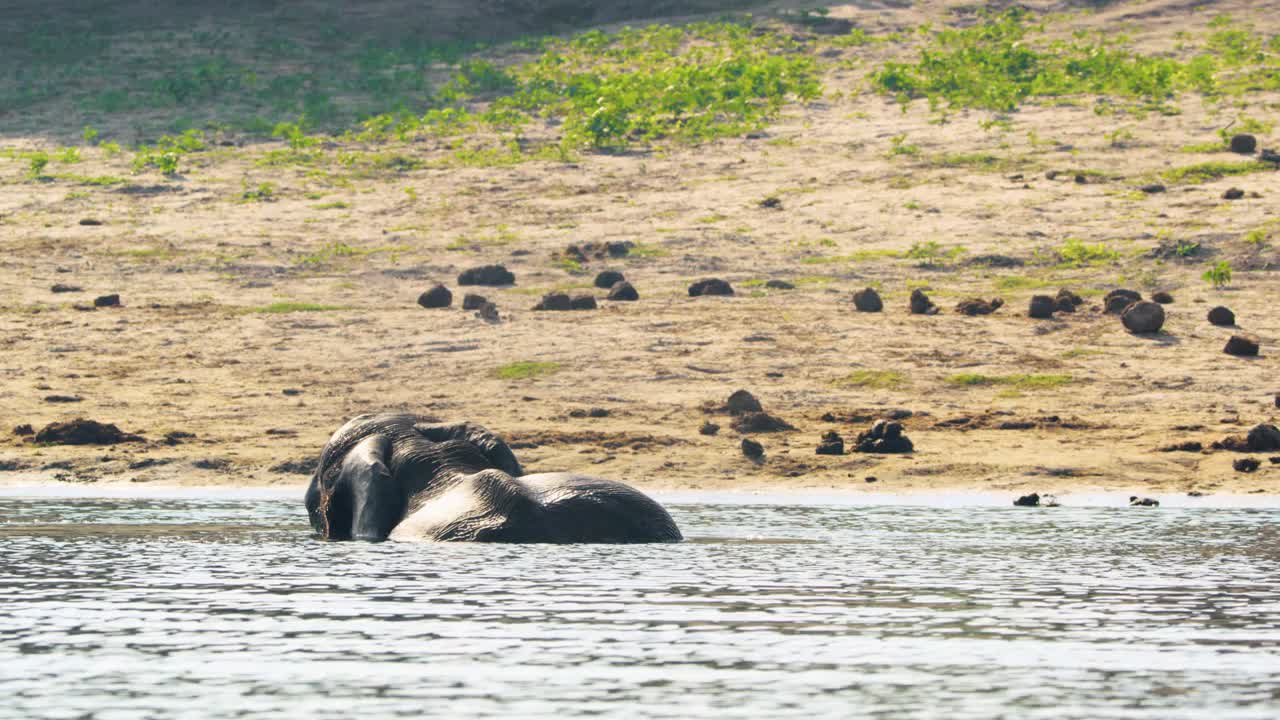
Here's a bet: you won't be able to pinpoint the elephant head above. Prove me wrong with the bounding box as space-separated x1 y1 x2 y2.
304 414 682 544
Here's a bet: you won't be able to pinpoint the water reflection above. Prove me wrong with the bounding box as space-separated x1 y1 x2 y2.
1 498 1278 719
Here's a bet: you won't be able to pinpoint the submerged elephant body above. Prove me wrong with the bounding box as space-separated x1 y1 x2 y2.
304 414 682 543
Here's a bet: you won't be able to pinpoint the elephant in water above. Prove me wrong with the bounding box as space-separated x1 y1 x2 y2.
304 414 682 543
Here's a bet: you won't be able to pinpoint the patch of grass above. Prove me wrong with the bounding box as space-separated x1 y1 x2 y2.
313 201 350 210
994 275 1055 291
1061 348 1105 359
1202 260 1232 288
1056 238 1120 267
835 369 909 390
250 302 346 314
887 134 920 157
1179 141 1227 153
241 182 276 202
494 361 562 381
626 242 669 259
946 373 1073 389
1162 160 1272 184
929 152 1019 171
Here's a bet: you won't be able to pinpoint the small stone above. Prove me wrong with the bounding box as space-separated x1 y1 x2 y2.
699 421 720 436
78 218 103 226
417 285 452 308
1246 424 1280 452
741 438 764 459
759 196 782 209
458 264 515 286
816 430 844 455
1055 288 1084 313
723 390 763 415
1207 306 1236 326
1129 496 1160 507
462 293 488 310
533 292 572 311
476 301 500 324
688 278 734 297
1224 334 1260 357
1139 183 1166 194
1222 187 1245 200
852 288 883 312
51 284 82 293
864 476 877 483
593 270 624 289
1104 289 1141 314
570 295 597 311
1233 457 1261 473
13 424 34 436
606 281 638 301
1229 134 1257 154
1013 493 1041 507
909 289 938 315
853 420 914 454
1151 291 1174 304
1028 295 1056 319
1159 441 1203 452
731 412 795 433
955 298 1003 316
1121 301 1165 334
93 294 120 308
765 279 795 290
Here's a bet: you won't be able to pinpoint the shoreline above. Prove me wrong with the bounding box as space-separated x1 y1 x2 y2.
3 478 1279 509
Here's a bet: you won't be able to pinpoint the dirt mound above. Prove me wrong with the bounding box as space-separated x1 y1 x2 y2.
458 265 515 286
956 298 1003 316
35 419 142 445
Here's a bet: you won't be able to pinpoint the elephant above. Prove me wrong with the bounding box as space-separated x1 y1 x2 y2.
304 413 682 543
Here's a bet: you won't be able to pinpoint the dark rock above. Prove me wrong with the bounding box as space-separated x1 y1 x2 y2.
864 476 878 483
93 294 120 308
1233 457 1261 473
0 459 30 471
1013 493 1041 507
723 389 763 415
909 289 938 315
271 458 320 475
44 395 83 403
563 241 633 263
476 301 501 324
816 430 844 455
1229 134 1257 154
606 281 639 301
852 420 914 454
1152 291 1174 304
50 284 82 293
593 270 625 289
765 279 795 290
1028 295 1056 319
731 412 796 433
759 196 782 209
1159 441 1203 452
1105 295 1137 314
569 407 609 418
13 424 34 436
741 438 764 459
1129 496 1160 507
1104 289 1141 314
1121 301 1165 334
462 293 488 310
1055 288 1084 313
699 421 720 436
688 278 734 296
35 419 142 445
853 288 883 312
533 292 573 311
417 285 452 308
1139 183 1166 194
78 218 103 226
1207 306 1235 326
1262 148 1280 164
1224 334 1260 357
1222 187 1245 200
955 298 1003 316
570 294 597 310
1246 424 1280 452
163 430 195 445
282 388 303 396
457 264 515 286
1271 456 1280 464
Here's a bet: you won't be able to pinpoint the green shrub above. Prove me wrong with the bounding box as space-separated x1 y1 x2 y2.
1202 260 1232 288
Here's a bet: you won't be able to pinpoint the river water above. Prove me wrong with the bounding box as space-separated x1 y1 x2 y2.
1 491 1278 719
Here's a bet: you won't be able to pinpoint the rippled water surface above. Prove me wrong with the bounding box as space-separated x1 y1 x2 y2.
2 493 1279 719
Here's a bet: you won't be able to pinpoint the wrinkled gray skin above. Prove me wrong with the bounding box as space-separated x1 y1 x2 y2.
304 414 682 543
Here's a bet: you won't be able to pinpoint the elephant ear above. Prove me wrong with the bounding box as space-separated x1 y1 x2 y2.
412 421 523 477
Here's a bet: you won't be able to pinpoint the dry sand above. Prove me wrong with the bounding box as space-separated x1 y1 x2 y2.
1 0 1277 500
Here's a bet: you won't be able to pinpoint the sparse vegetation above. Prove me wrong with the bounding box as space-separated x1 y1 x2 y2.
250 302 346 314
835 370 909 390
494 361 562 381
946 374 1074 389
1202 260 1232 288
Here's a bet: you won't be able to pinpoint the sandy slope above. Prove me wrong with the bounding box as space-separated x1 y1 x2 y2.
1 0 1277 500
